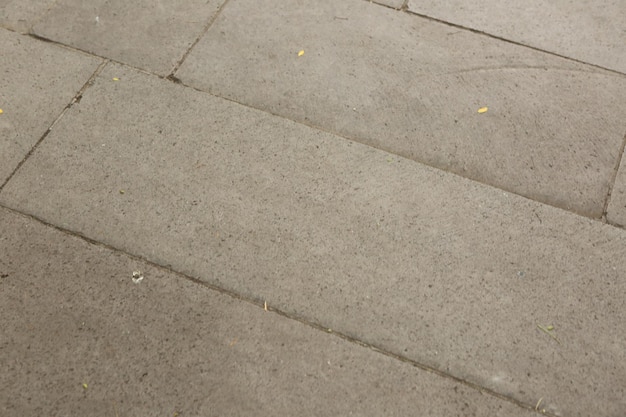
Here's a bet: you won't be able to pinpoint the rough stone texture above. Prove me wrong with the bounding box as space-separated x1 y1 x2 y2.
0 28 102 185
0 207 536 417
175 0 626 217
607 148 626 228
1 63 625 417
407 0 626 73
31 0 225 76
0 0 56 32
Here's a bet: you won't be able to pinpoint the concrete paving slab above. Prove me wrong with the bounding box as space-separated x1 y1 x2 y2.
406 0 626 74
0 207 536 417
607 150 626 227
0 28 102 185
31 0 225 76
175 0 626 218
1 63 625 416
0 0 56 32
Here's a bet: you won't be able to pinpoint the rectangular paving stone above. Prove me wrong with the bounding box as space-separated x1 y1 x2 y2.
0 29 102 185
0 0 57 32
31 0 225 76
1 63 625 417
0 207 535 417
175 0 626 217
607 150 626 228
407 0 626 73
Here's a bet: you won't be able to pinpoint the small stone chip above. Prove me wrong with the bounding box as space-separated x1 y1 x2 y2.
132 270 144 284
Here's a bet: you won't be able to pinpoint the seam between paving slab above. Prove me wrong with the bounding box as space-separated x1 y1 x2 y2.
167 72 626 232
0 204 551 417
602 131 626 223
403 9 626 78
2 29 625 232
0 59 108 191
168 0 234 78
360 0 626 77
1 11 620 413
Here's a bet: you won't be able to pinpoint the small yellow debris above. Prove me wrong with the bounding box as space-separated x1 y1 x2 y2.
477 107 488 113
0 109 3 114
535 397 543 410
298 50 305 57
537 324 561 344
264 301 268 311
119 189 125 194
546 325 554 331
82 383 88 389
112 77 120 81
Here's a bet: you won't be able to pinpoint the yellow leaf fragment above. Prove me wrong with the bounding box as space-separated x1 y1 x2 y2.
537 324 561 344
298 50 304 57
0 109 3 114
264 300 268 311
477 107 488 114
112 77 120 81
82 383 88 389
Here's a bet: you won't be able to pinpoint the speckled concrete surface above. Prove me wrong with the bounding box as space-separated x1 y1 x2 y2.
1 1 625 416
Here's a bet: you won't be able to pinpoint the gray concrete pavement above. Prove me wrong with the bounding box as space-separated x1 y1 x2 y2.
0 0 56 33
1 0 625 416
32 0 225 76
174 0 626 218
406 0 626 74
608 153 626 226
1 207 536 417
0 30 102 185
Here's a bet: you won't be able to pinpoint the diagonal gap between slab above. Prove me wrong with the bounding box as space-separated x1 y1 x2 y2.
168 73 625 229
168 0 234 78
0 203 551 417
12 32 626 227
603 130 626 221
7 30 626 229
403 9 626 77
26 33 160 78
365 0 404 11
0 59 109 192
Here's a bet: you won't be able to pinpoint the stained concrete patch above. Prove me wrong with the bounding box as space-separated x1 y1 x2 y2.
0 207 535 416
175 0 626 217
607 149 626 228
31 0 225 76
1 63 625 416
0 0 56 32
0 29 102 185
407 0 626 73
